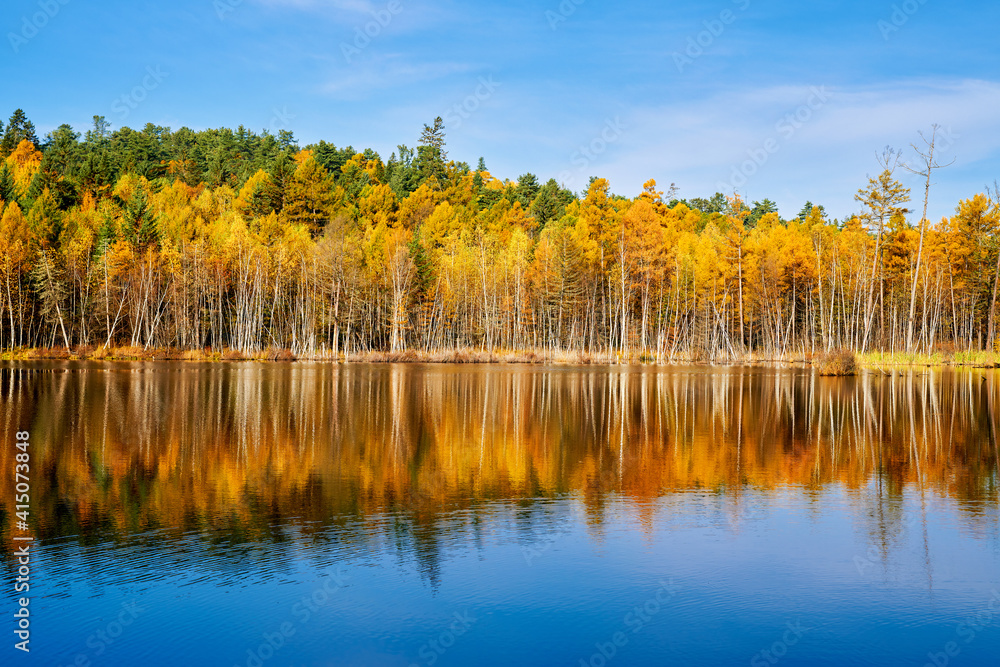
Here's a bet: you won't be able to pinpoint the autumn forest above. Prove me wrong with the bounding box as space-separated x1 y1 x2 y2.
1 108 999 361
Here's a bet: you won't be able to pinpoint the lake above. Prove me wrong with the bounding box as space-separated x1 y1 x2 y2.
2 362 998 666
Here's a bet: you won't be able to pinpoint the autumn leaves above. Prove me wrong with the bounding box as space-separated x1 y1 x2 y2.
2 130 1000 359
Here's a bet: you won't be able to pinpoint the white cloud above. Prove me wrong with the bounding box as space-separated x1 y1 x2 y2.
588 79 1000 221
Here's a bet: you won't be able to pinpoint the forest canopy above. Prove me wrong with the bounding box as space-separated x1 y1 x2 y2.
1 109 998 360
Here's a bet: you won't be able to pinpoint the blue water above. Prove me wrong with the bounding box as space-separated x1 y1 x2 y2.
30 491 1000 666
2 363 998 666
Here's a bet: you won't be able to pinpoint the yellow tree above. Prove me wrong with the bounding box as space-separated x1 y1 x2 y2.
806 206 838 350
0 203 31 348
579 178 624 350
500 226 533 345
530 218 588 348
946 194 1000 347
721 195 750 349
621 198 666 353
398 183 438 229
855 160 911 349
235 169 277 218
882 211 917 349
385 226 415 351
4 139 41 201
59 198 102 344
358 183 399 229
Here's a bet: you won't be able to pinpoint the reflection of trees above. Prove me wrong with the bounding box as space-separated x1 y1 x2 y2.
0 363 998 578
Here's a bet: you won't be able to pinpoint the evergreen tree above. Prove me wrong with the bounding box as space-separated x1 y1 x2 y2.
689 192 728 214
42 124 81 175
515 173 540 207
312 140 354 175
85 115 111 143
118 181 158 249
417 117 447 185
1 109 39 155
387 145 420 199
747 199 778 229
0 164 18 206
530 178 570 228
268 151 295 211
277 129 297 151
797 201 827 222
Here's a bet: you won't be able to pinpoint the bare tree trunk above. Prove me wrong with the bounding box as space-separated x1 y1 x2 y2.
904 125 952 351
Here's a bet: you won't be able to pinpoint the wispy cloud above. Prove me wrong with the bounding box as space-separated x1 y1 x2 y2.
319 56 475 99
587 79 1000 220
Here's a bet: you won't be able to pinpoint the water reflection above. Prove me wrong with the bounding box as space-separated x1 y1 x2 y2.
1 364 997 563
3 363 1000 665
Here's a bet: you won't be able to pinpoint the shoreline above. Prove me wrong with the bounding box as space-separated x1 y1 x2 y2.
2 346 998 369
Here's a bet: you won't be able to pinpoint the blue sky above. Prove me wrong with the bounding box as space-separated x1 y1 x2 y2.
3 0 999 222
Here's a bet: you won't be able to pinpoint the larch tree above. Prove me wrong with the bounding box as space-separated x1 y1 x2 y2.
855 151 911 350
284 151 335 234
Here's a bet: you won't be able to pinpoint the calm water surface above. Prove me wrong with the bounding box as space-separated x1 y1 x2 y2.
1 362 998 666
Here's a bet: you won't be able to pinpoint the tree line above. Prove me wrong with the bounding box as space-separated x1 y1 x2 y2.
1 109 998 360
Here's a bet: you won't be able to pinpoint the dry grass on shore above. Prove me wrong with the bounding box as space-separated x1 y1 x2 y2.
2 345 615 365
350 348 610 364
2 345 300 362
3 344 999 369
816 349 859 376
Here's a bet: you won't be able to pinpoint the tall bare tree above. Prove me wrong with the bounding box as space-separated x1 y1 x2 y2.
902 125 954 352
